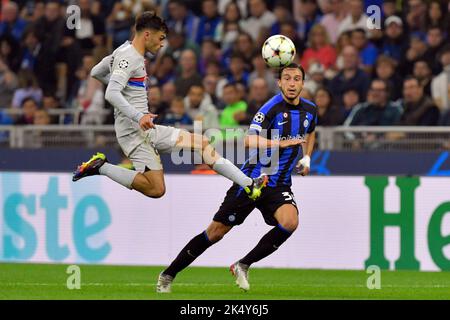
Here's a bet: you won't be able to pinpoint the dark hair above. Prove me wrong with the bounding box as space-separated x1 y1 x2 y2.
21 97 38 107
315 86 334 106
403 75 421 86
223 82 237 90
278 63 306 81
135 11 168 34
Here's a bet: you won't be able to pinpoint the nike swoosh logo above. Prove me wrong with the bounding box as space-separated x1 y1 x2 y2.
187 250 197 258
278 121 288 125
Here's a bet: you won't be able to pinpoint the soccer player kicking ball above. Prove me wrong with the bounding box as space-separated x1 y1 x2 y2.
72 12 266 200
157 63 316 293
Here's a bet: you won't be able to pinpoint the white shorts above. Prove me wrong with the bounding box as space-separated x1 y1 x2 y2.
117 124 182 172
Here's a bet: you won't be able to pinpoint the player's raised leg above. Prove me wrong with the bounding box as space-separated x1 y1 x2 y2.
175 130 268 200
72 152 166 198
157 221 232 293
231 204 298 291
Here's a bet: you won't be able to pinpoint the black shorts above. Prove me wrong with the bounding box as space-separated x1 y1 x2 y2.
213 184 298 227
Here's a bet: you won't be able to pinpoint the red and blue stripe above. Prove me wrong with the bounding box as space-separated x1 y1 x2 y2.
128 76 146 88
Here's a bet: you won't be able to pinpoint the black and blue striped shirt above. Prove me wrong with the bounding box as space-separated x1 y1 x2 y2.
242 93 318 187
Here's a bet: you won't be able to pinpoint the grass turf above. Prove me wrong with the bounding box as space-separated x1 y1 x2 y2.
0 263 449 300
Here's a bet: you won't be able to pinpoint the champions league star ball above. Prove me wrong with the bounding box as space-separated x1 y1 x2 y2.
261 35 296 68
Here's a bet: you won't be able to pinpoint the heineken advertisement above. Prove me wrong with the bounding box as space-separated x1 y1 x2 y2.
0 173 449 271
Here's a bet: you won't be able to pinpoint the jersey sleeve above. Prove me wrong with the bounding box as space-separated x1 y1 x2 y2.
109 52 136 89
307 108 318 134
248 104 273 136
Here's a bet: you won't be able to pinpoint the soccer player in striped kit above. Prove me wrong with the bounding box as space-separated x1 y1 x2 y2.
157 63 317 292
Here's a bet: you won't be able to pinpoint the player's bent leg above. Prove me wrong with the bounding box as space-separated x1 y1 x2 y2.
131 170 166 198
273 204 299 232
157 221 231 293
175 130 267 200
205 221 233 242
233 204 298 291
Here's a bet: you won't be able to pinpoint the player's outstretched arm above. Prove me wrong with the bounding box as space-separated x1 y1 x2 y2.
244 134 305 149
296 131 316 176
90 56 111 85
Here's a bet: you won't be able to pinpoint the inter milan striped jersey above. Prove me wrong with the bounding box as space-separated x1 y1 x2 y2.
242 93 318 187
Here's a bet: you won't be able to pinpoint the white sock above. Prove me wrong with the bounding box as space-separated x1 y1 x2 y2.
212 158 253 188
99 163 139 189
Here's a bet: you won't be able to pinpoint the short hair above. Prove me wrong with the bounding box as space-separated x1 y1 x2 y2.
21 97 38 107
278 63 306 81
404 75 421 86
370 78 388 90
171 96 184 104
135 11 168 34
223 82 237 90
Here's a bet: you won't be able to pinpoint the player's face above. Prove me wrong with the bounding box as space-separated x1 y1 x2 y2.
278 68 303 102
145 30 166 54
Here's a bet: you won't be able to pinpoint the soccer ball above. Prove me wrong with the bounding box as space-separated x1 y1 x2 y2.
261 35 296 68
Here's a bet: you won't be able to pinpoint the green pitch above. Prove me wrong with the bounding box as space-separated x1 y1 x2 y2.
0 263 449 300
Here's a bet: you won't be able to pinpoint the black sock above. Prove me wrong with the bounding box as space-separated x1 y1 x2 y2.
163 231 213 278
239 224 293 266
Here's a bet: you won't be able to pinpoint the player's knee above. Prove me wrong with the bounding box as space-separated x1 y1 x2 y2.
279 216 299 232
142 185 166 198
206 223 229 242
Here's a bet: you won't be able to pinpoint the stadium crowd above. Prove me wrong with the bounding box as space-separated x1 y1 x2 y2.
0 0 450 129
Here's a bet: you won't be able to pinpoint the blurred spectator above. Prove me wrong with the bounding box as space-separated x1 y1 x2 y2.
14 97 37 125
21 1 46 24
203 73 220 107
33 108 50 125
106 1 134 49
162 29 200 62
279 20 305 55
431 45 450 112
167 0 200 44
242 77 270 124
345 79 402 126
249 52 278 95
161 81 177 107
199 39 220 76
314 86 344 126
11 71 42 108
301 24 337 71
163 96 193 126
228 32 254 69
398 32 428 77
184 84 219 129
398 76 439 126
76 54 105 125
381 0 402 22
304 62 328 95
425 1 448 31
269 2 294 36
341 87 360 118
381 16 407 63
374 55 402 102
293 0 322 43
218 0 247 18
0 34 20 71
0 1 27 41
219 82 247 128
337 0 368 36
174 49 203 97
328 45 370 105
225 53 249 88
148 85 169 123
42 94 62 124
153 54 176 86
350 28 378 74
241 0 276 42
423 26 446 75
406 0 427 33
68 0 105 54
196 0 221 44
0 108 12 124
19 28 40 73
33 0 65 96
413 59 432 96
320 0 346 45
334 30 352 70
0 55 17 108
214 0 242 51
